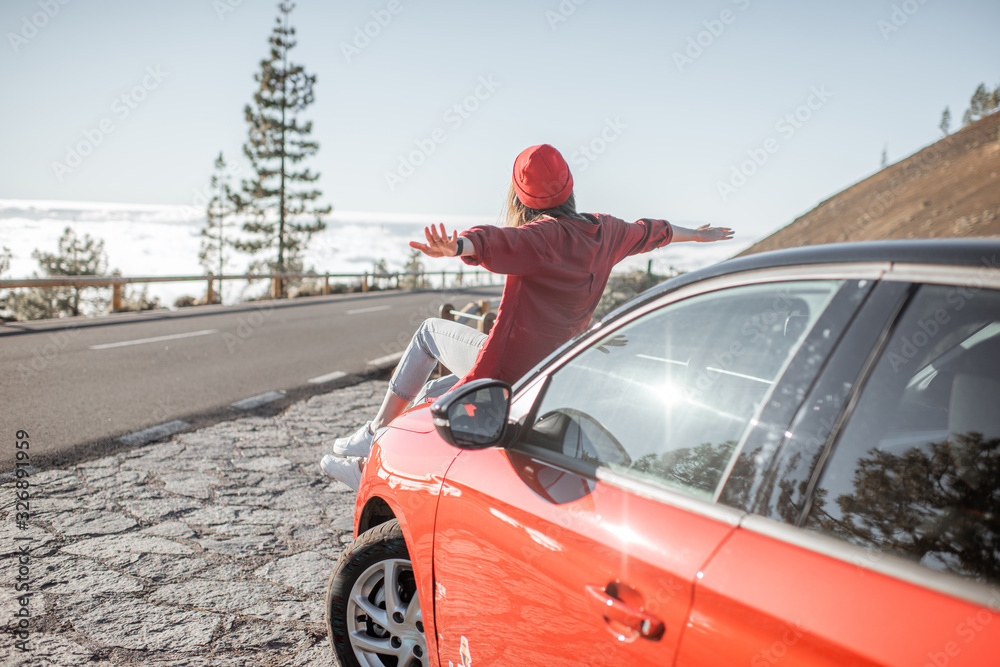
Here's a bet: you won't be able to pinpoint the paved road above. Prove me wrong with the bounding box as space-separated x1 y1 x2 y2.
0 287 501 470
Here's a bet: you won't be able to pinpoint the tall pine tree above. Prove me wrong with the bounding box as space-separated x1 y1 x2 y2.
199 151 237 304
237 1 330 295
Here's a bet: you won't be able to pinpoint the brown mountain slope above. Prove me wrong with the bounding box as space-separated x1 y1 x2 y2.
739 111 1000 256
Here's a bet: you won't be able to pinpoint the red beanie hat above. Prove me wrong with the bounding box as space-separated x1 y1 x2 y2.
512 144 573 210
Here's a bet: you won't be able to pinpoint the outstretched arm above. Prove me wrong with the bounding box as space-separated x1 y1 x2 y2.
670 224 734 243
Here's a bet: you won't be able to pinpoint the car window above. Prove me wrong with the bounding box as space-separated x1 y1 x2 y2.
803 284 1000 586
526 281 842 501
747 281 911 520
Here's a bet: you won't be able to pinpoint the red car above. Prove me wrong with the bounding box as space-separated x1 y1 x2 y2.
325 240 1000 667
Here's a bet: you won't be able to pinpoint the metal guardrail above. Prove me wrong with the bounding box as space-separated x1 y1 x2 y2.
0 270 502 311
439 300 496 334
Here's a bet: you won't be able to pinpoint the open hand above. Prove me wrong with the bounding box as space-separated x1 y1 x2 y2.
409 223 459 258
695 225 734 242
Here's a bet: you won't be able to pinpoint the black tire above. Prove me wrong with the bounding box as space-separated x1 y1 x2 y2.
326 519 427 667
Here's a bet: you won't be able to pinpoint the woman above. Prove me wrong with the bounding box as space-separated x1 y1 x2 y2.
321 144 733 488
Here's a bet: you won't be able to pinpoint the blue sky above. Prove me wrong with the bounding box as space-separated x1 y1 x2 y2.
1 0 998 242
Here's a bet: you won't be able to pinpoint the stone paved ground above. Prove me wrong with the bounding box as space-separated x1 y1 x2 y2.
1 380 387 666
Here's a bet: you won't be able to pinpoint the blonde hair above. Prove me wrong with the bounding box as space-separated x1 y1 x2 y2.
502 182 589 228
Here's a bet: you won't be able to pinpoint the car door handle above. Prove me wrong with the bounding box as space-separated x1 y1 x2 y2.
585 584 665 640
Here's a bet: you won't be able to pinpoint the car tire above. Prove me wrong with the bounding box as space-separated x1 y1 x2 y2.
326 519 427 667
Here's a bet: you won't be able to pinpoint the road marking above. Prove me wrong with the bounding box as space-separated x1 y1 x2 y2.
309 370 347 384
90 329 218 350
119 420 190 447
367 351 404 369
346 305 391 315
230 390 285 411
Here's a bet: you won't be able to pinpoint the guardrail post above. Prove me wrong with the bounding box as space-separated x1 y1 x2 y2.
207 272 215 305
112 282 123 312
323 274 330 295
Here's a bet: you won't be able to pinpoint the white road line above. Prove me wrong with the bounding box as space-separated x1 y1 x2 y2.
119 420 190 447
346 305 391 315
90 329 218 350
309 370 347 384
367 351 404 369
230 391 286 411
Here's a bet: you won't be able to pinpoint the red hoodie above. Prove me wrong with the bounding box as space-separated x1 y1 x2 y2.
456 213 673 386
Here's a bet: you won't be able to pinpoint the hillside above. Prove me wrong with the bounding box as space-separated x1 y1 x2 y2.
739 111 1000 256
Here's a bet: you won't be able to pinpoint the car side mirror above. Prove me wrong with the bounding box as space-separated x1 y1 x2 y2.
431 378 511 449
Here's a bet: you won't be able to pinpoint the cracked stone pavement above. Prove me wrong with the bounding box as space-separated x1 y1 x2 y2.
2 380 388 666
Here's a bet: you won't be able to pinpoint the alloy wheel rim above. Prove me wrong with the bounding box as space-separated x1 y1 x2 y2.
347 557 426 666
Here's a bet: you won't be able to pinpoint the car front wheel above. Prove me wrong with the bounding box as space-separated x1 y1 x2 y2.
326 519 427 667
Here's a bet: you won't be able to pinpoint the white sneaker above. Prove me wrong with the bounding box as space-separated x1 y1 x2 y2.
333 422 375 457
320 454 365 490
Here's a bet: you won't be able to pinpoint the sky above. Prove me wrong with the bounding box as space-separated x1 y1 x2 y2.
1 0 998 243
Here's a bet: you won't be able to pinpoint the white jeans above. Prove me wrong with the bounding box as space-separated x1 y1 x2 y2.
388 318 488 402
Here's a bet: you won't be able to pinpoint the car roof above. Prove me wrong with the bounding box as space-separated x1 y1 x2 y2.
605 238 1000 323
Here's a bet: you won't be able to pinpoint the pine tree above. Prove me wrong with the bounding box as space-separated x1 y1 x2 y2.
962 83 999 127
372 258 389 290
989 85 1000 116
970 84 988 120
199 152 237 304
880 144 888 169
401 249 424 290
939 107 951 135
10 227 109 320
236 1 331 295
